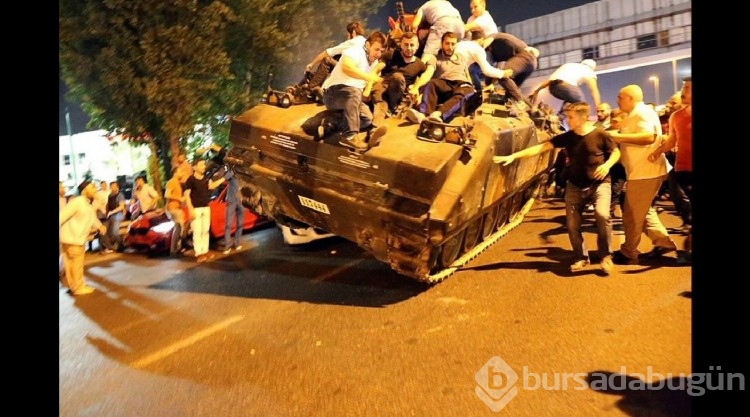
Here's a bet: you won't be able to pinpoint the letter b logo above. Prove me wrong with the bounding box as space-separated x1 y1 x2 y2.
475 356 519 412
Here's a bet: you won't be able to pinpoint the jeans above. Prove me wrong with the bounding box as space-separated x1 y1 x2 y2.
564 181 613 261
322 85 373 136
102 212 124 250
224 201 245 249
549 81 585 110
166 206 187 256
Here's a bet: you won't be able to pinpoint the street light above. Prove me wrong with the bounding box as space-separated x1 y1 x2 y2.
648 75 660 105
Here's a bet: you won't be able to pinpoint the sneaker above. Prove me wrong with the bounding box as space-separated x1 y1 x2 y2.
644 243 678 259
428 111 443 122
338 133 368 151
222 249 231 255
600 255 614 275
406 108 425 124
569 259 590 271
368 125 388 147
675 251 692 265
102 249 114 254
235 245 243 251
612 250 638 265
197 255 209 263
71 285 95 295
317 118 336 140
311 86 324 103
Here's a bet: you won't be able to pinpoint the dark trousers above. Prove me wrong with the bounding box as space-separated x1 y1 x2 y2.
323 85 373 135
418 79 475 122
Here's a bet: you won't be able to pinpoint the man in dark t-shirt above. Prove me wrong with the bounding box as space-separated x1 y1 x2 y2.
369 32 427 126
183 159 225 262
493 102 621 274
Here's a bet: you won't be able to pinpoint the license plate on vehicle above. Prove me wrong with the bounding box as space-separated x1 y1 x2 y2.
298 196 330 214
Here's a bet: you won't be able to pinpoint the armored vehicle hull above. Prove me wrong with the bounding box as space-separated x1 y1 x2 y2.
225 98 559 282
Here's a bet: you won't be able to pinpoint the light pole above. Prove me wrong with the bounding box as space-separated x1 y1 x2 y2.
65 106 79 189
648 75 660 105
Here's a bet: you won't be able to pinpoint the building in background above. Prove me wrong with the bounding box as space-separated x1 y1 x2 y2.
505 0 691 109
59 130 150 196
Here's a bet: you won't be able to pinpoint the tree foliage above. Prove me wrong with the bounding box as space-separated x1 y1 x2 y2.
59 0 386 184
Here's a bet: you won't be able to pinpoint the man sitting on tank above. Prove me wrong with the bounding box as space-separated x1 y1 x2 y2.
404 31 492 124
319 31 389 152
367 31 427 126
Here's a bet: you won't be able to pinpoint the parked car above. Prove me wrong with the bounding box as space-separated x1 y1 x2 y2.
123 183 272 255
278 224 336 245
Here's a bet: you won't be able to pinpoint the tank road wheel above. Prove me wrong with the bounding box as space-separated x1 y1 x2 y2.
508 193 525 222
495 199 511 231
481 204 501 240
524 178 543 201
462 218 482 253
438 229 466 269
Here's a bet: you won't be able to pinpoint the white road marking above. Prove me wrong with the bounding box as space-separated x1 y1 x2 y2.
312 259 362 283
131 315 244 368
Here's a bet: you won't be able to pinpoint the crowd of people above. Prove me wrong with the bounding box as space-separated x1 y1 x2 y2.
58 146 247 296
59 0 693 293
301 0 538 151
516 77 693 274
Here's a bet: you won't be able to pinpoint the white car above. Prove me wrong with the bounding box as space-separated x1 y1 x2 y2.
278 224 335 245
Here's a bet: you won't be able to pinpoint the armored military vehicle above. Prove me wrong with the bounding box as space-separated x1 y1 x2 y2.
223 93 561 283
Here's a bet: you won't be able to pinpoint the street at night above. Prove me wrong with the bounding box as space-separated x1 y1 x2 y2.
60 198 694 416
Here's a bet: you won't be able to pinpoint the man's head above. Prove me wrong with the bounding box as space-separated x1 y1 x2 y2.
616 84 643 113
193 159 207 175
109 181 120 194
680 76 692 106
399 32 420 59
78 180 97 200
564 102 591 130
581 59 596 70
469 0 486 18
135 175 147 188
365 31 387 62
172 165 189 182
609 109 624 130
596 103 612 122
99 180 108 192
347 21 365 39
440 32 459 57
666 93 683 112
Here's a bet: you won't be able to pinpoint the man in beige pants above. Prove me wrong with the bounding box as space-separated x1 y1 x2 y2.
59 180 107 295
609 84 677 265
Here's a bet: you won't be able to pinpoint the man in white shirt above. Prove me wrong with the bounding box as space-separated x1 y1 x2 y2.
321 31 388 152
133 174 160 214
464 0 497 40
410 0 465 63
59 180 107 295
530 59 602 113
609 84 677 265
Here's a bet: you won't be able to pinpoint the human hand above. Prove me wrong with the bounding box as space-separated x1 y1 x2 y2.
493 155 515 166
647 151 661 162
592 164 609 180
503 69 514 79
99 225 107 235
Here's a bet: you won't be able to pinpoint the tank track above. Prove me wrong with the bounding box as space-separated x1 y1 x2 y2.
422 196 538 284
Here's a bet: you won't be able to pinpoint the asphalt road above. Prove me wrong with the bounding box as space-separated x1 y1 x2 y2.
60 197 693 417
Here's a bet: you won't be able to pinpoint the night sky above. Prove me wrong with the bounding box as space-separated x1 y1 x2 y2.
58 0 600 135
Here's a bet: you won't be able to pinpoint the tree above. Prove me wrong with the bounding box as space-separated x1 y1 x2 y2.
60 0 386 189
